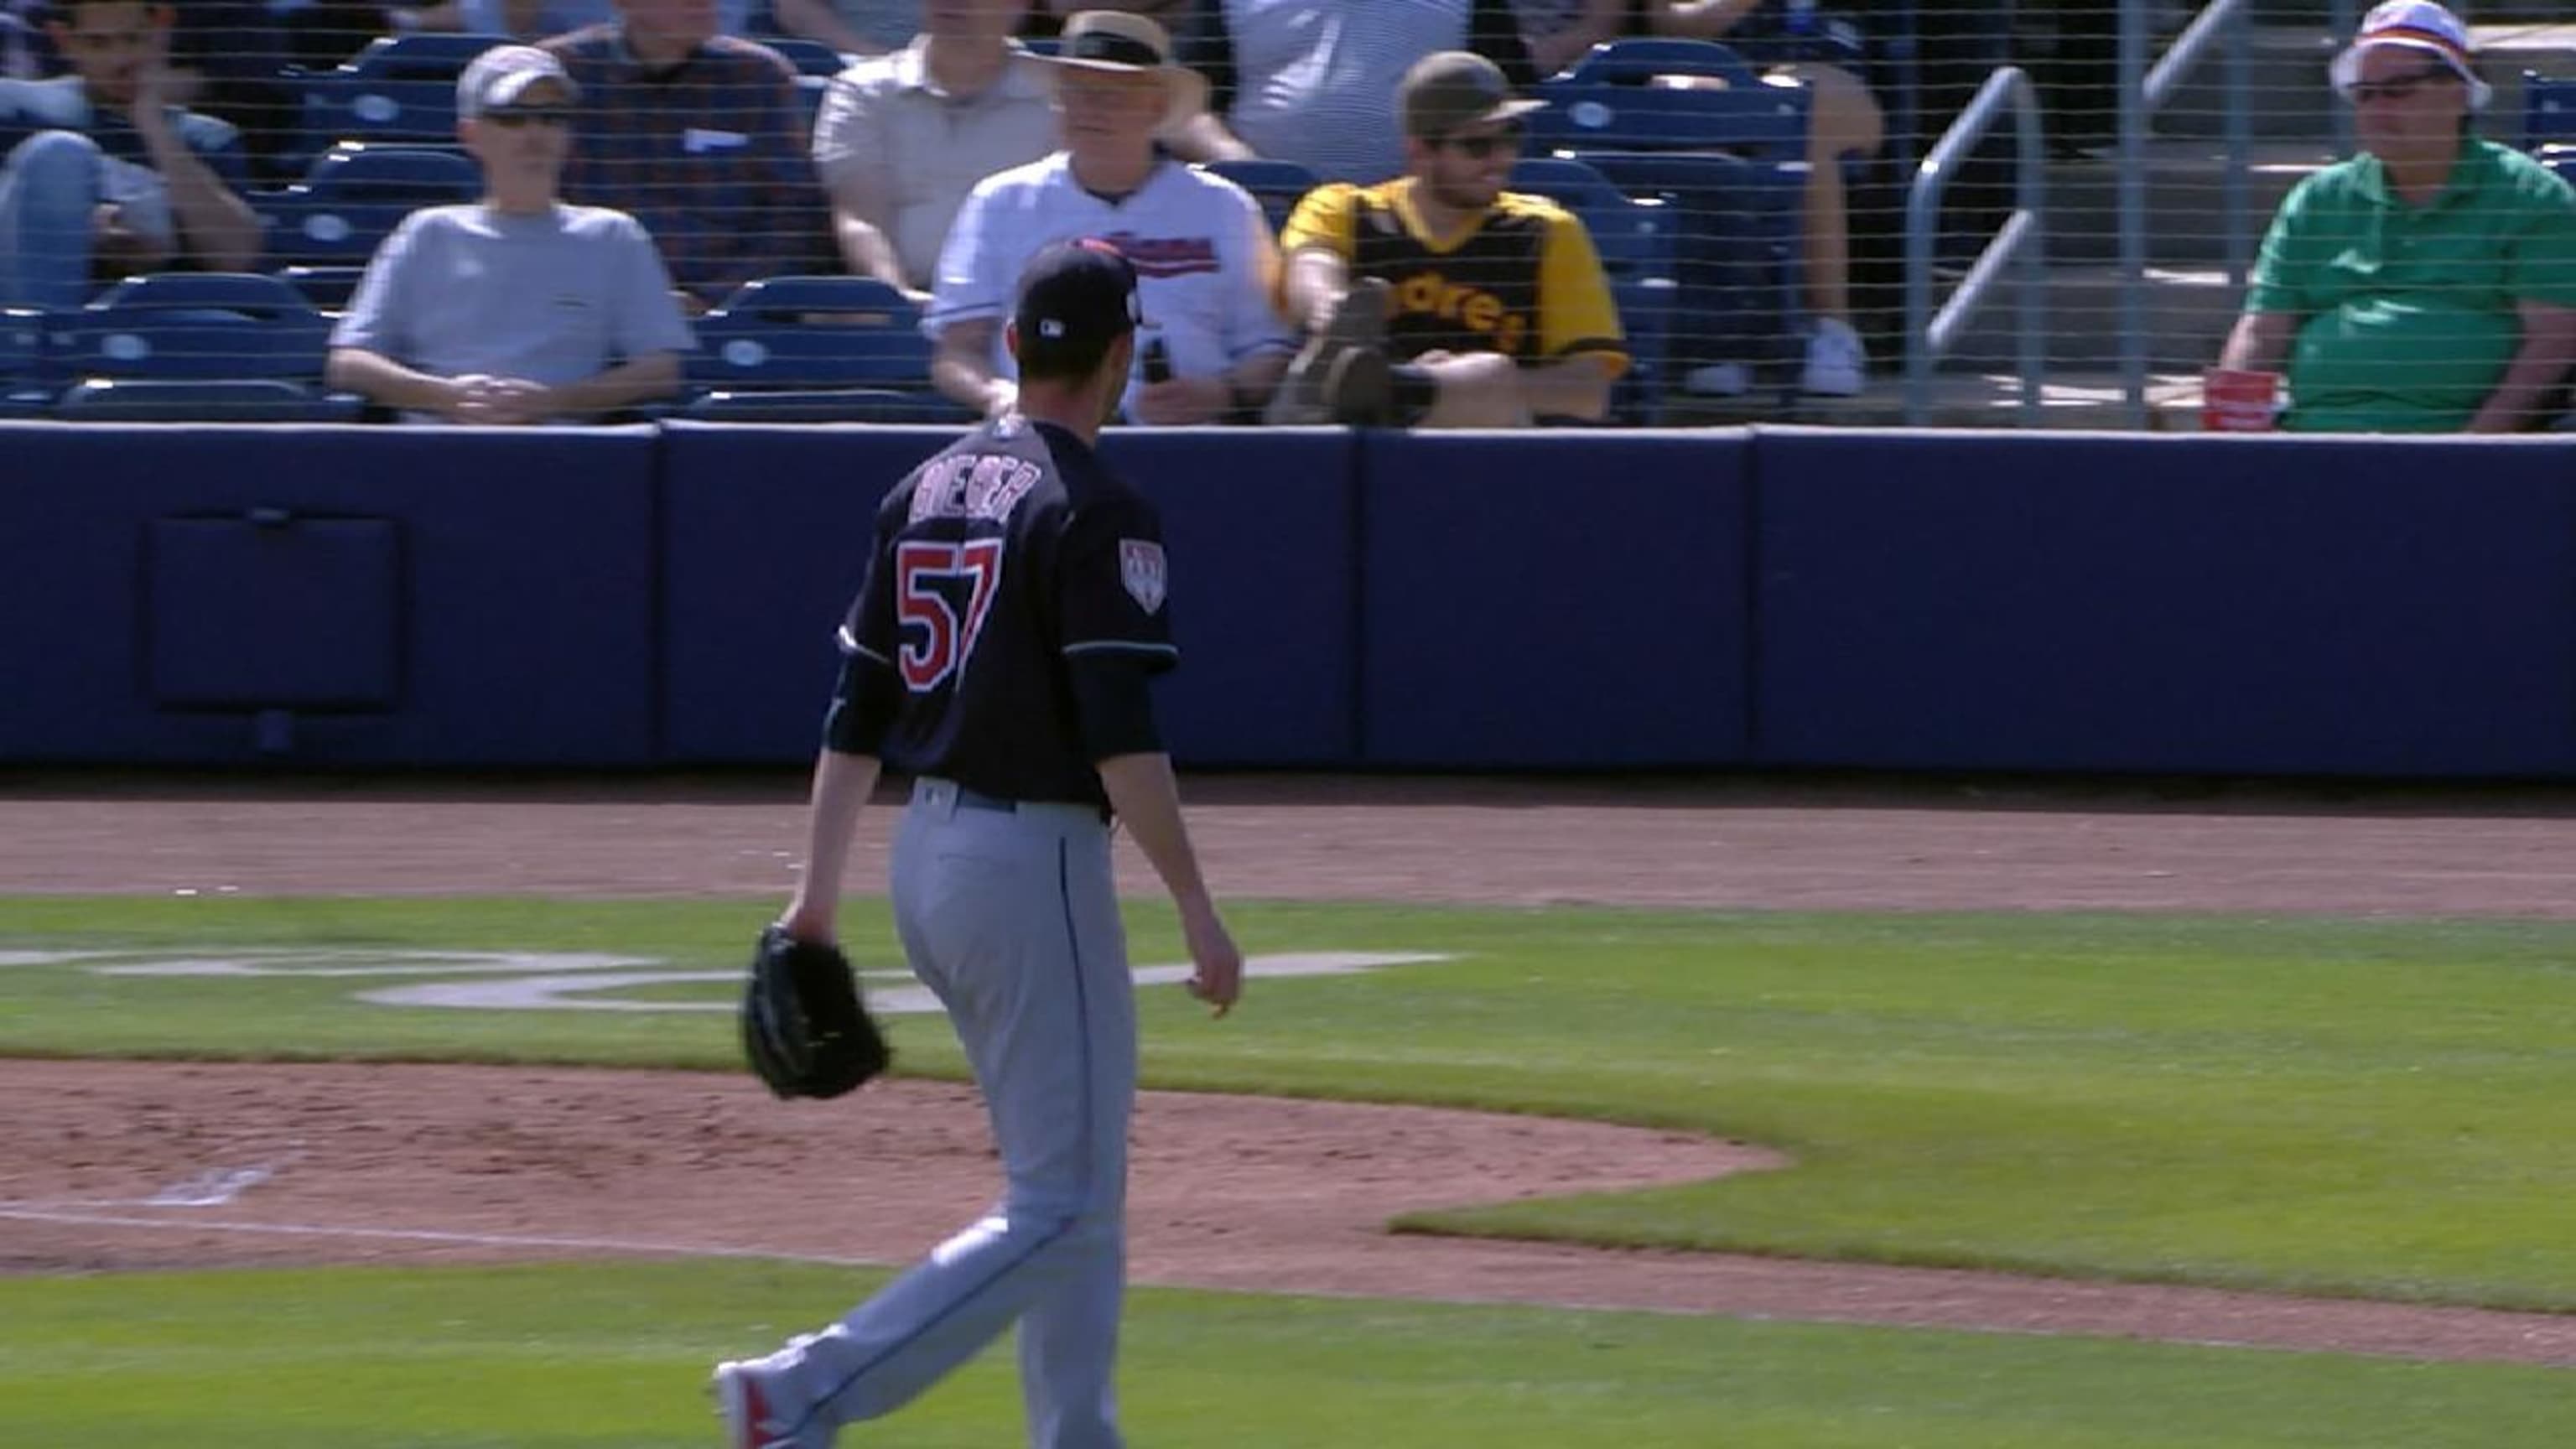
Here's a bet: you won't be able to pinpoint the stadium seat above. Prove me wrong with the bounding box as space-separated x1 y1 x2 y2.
1197 158 1324 234
0 308 50 414
2521 70 2576 151
49 273 353 420
1527 40 1813 395
259 143 482 268
1506 157 1682 424
762 36 849 78
1568 148 1807 387
296 34 509 160
688 275 948 414
1530 39 1810 158
335 32 513 80
682 387 978 423
275 264 369 312
796 73 833 127
52 377 363 422
2544 149 2576 189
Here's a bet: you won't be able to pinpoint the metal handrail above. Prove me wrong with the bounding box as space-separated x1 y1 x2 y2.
2118 0 2257 425
1904 65 2045 427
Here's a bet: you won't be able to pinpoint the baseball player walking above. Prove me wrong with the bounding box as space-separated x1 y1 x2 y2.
711 237 1244 1449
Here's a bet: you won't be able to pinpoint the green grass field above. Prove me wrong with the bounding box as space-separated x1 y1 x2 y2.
4 895 2573 1445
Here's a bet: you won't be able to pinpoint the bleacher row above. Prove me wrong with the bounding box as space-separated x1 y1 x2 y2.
10 29 2576 426
3 33 1839 424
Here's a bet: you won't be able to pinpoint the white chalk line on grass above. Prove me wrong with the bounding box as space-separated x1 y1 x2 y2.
1 1201 2523 1361
0 1202 889 1269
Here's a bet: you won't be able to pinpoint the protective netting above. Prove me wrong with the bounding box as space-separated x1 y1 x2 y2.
2 0 2571 428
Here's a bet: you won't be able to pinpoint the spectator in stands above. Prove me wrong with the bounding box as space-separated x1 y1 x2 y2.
2215 1 2576 433
3 4 59 80
1510 0 1623 78
5 0 298 180
770 0 917 58
326 44 693 422
1271 49 1626 427
926 9 1289 423
1635 0 1880 396
1166 0 1535 184
812 0 1052 303
0 0 260 310
386 0 757 42
542 0 833 312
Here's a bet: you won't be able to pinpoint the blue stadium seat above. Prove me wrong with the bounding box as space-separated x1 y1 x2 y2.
338 33 514 80
683 387 977 423
296 35 509 159
1527 40 1813 394
49 273 354 419
1570 148 1807 387
1197 158 1324 234
688 275 949 414
1530 39 1810 157
762 36 849 78
275 264 369 312
1 307 49 414
1506 157 1681 424
259 143 482 268
796 73 833 127
2544 148 2576 188
2521 70 2576 151
53 377 363 422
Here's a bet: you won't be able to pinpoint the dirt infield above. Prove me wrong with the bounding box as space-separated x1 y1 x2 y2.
6 772 2576 1366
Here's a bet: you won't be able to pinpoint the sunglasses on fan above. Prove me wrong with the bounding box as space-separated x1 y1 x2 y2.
1434 122 1525 159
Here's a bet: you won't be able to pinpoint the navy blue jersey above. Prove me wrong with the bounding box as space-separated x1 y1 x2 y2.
830 415 1177 807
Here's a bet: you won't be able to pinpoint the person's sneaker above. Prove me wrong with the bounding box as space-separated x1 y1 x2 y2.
712 1358 813 1449
1265 278 1390 423
1321 345 1393 426
1800 317 1867 397
1682 361 1751 397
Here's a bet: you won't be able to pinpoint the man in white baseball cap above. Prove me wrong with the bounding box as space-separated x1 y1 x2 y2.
2211 0 2576 433
2328 0 2491 112
325 43 695 424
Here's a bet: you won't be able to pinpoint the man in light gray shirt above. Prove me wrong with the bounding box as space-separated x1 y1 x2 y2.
326 44 693 424
810 0 1053 303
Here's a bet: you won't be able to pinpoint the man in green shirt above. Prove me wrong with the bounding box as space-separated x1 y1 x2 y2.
2216 0 2576 433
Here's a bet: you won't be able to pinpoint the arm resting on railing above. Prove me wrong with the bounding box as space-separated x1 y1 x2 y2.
2468 301 2576 434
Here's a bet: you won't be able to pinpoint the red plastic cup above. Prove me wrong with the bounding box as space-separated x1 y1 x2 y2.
2202 367 2283 433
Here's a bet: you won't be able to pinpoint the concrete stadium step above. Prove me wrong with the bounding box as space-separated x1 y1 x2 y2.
2041 138 2334 266
1930 263 2246 373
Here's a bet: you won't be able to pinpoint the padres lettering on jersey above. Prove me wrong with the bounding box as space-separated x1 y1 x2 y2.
1279 177 1629 375
834 415 1176 808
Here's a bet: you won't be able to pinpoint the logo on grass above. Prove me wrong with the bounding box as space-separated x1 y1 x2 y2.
8 948 1450 1015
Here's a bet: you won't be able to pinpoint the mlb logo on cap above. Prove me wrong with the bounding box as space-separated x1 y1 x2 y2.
1012 239 1144 368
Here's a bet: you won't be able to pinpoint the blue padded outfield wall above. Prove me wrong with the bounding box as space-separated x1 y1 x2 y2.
4 422 2573 776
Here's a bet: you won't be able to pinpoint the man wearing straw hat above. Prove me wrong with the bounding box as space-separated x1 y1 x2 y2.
924 8 1292 425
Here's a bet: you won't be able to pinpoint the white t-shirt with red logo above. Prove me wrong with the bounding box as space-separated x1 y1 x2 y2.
926 152 1293 423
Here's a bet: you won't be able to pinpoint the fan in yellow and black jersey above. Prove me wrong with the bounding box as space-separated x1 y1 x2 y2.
1267 51 1628 429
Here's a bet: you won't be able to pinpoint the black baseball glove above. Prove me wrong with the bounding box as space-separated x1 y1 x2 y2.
740 925 891 1100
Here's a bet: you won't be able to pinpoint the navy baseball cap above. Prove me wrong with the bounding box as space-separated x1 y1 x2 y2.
1012 238 1142 370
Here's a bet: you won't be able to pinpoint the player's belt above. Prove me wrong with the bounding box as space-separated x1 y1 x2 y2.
952 784 1021 813
916 777 1112 825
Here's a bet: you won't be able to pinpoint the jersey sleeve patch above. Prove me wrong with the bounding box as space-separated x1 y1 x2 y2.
1119 538 1168 615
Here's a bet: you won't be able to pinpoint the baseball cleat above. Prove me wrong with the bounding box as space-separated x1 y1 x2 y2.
713 1358 810 1449
1265 278 1390 424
